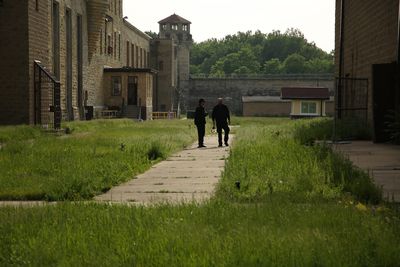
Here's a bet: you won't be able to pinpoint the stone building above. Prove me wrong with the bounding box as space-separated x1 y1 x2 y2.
0 0 154 126
150 14 192 114
335 0 400 142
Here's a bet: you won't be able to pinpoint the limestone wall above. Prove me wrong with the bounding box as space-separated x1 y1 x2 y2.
188 75 335 115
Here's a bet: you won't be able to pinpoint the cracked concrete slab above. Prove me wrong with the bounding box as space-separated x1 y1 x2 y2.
335 141 400 202
94 135 232 204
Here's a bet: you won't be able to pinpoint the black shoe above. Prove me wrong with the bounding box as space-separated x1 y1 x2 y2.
225 142 229 146
198 145 206 148
218 144 223 147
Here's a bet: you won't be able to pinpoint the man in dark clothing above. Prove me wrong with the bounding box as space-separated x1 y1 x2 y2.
194 98 207 148
212 98 230 147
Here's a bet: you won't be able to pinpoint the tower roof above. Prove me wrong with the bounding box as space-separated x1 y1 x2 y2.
158 14 191 24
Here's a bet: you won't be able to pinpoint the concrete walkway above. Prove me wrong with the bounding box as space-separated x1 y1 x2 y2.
334 141 400 202
94 135 232 204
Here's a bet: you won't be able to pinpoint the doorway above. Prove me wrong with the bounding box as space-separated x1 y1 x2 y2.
372 62 397 142
128 76 138 105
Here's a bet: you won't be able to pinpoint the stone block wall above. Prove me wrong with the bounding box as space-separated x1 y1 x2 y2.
188 75 335 115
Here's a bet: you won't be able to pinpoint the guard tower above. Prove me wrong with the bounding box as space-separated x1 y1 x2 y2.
151 14 192 114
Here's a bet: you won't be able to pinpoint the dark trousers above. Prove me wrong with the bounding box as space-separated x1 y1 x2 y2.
217 123 230 145
196 124 205 146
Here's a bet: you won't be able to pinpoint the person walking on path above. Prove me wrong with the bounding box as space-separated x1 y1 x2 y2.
194 98 207 148
212 98 230 147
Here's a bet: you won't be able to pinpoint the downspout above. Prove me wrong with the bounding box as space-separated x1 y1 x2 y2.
396 0 400 119
397 0 400 64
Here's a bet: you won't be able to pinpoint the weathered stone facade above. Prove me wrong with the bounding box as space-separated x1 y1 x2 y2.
0 0 153 126
188 75 335 115
151 14 192 113
335 0 400 141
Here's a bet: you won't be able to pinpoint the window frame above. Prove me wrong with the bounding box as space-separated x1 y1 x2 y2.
111 76 122 96
300 101 318 115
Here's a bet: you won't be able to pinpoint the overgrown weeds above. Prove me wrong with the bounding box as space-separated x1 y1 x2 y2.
0 119 196 201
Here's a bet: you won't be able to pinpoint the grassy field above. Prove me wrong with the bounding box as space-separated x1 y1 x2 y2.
0 118 399 266
0 119 197 200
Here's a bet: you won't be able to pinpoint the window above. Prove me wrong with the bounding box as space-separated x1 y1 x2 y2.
161 24 167 30
107 35 112 55
301 102 317 115
52 1 60 79
183 24 188 31
118 33 121 60
171 24 178 30
111 76 122 96
100 29 103 54
113 32 117 59
104 20 107 54
131 44 134 67
126 41 130 66
135 46 139 67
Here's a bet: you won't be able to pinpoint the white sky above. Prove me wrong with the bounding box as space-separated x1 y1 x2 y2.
123 0 335 53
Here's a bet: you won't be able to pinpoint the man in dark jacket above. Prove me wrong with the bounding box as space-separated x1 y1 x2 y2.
212 98 230 147
194 98 207 148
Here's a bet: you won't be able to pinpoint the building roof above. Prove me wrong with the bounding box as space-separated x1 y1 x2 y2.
281 87 330 100
158 14 191 24
242 96 290 103
123 20 152 40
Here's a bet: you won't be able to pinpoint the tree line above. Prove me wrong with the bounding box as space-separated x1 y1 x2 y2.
190 29 334 76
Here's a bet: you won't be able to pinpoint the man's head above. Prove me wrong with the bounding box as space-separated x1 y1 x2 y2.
217 98 223 105
199 98 205 106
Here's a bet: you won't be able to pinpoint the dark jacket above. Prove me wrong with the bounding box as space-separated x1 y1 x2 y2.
194 106 207 125
212 104 230 124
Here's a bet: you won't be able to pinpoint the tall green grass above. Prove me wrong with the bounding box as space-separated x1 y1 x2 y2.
218 119 381 204
0 118 398 266
0 119 196 201
0 201 399 267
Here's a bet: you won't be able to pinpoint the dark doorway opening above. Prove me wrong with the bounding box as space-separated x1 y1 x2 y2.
373 62 397 142
128 76 138 105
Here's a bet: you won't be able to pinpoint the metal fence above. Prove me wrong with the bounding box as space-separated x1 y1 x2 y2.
334 77 370 140
34 60 61 129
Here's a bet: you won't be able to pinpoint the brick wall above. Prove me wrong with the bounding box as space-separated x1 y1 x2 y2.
0 0 153 125
0 1 29 124
335 0 399 121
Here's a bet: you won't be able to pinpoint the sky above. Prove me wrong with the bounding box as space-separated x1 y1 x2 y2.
123 0 335 53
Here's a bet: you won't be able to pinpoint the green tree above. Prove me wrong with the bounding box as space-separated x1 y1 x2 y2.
190 29 333 75
305 58 334 73
282 53 306 73
263 58 282 74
